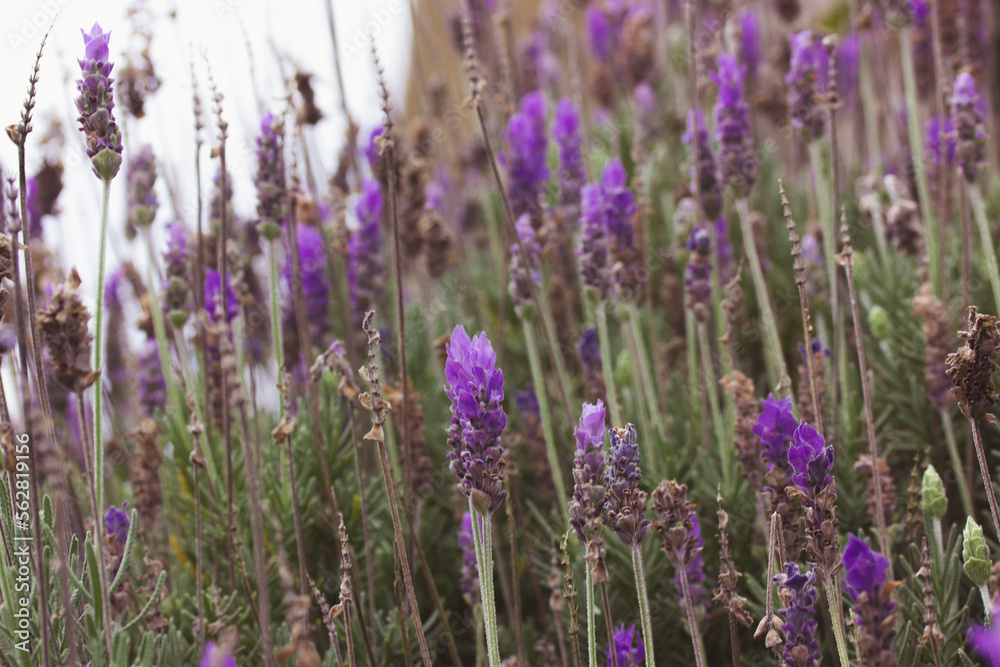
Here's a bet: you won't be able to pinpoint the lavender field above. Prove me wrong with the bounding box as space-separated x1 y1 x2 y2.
2 0 1000 665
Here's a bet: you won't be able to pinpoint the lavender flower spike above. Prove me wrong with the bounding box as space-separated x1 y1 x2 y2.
126 144 158 229
508 213 542 311
349 179 384 329
842 535 898 666
569 400 607 544
255 109 287 240
162 222 192 328
506 91 549 220
204 268 238 324
952 72 986 183
601 158 642 300
711 54 756 195
786 31 827 142
75 23 123 180
685 226 713 322
445 325 507 515
606 624 645 666
682 108 722 221
774 563 821 667
578 182 613 302
138 338 166 415
553 98 585 214
283 223 330 346
458 512 481 606
605 424 650 547
788 421 839 573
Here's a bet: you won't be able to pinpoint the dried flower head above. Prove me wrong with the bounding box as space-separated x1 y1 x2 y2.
946 306 1000 423
36 268 99 392
605 424 650 548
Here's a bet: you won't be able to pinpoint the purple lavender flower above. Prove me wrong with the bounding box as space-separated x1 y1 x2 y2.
506 91 549 220
926 115 956 166
788 422 834 494
683 108 723 220
600 158 642 300
673 513 707 619
578 182 613 302
553 98 585 214
685 226 713 322
569 400 607 543
605 424 650 547
790 422 840 573
138 338 166 415
105 502 130 577
711 54 756 194
445 325 507 515
952 72 986 183
458 511 481 606
786 30 828 142
578 328 601 375
204 269 238 324
606 624 645 666
587 5 614 63
739 10 760 76
752 394 799 473
283 223 330 345
126 144 158 229
774 563 821 667
75 23 122 179
201 642 237 667
255 110 287 238
508 213 542 311
969 607 1000 666
364 126 384 173
349 179 384 327
162 222 192 327
843 535 897 665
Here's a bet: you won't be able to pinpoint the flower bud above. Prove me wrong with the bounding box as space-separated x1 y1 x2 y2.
921 465 947 519
963 517 991 587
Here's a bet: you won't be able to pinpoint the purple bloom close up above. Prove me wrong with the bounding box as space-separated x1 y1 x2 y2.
578 182 613 301
570 400 607 542
283 223 330 345
445 325 507 514
786 30 828 142
788 421 834 492
606 623 645 666
204 269 238 324
843 534 889 598
711 54 756 194
952 71 986 183
201 641 236 667
506 91 550 220
605 424 650 547
104 502 130 555
739 10 760 76
75 23 123 175
752 394 798 472
553 98 585 214
774 563 821 667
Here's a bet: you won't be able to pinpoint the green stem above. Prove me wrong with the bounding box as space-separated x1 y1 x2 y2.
594 300 623 427
821 575 851 667
523 317 570 522
979 584 992 623
472 508 502 667
268 239 285 414
677 566 706 667
901 28 940 293
968 184 1000 316
92 178 114 659
626 303 665 441
735 198 785 391
631 546 656 667
585 564 596 667
537 284 577 420
940 408 974 516
697 322 730 491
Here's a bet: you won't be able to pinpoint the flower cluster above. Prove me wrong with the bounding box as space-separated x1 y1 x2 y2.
606 624 645 666
946 306 1000 423
445 325 507 514
283 223 330 349
952 71 986 183
569 401 609 577
682 108 722 221
162 222 192 327
506 91 549 220
255 110 287 239
508 213 542 311
786 30 827 142
126 144 157 229
605 424 650 548
788 422 839 573
553 97 585 215
711 54 755 194
842 535 897 666
75 23 123 179
685 226 713 322
774 563 821 667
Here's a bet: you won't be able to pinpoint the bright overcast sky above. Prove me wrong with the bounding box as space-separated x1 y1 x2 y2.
0 0 411 295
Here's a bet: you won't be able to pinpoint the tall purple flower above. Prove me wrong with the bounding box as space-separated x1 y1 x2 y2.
283 223 330 345
126 144 157 229
682 108 723 221
711 54 756 194
789 422 840 573
508 213 541 311
553 98 585 215
204 269 238 324
138 338 166 415
606 624 645 666
569 401 607 544
685 226 713 322
786 31 828 142
600 158 642 300
952 72 986 183
752 394 799 474
843 535 897 665
255 110 287 239
162 222 192 327
506 91 550 220
774 563 821 667
445 325 507 515
75 23 123 179
578 182 613 301
739 10 760 76
605 424 650 547
349 179 384 327
587 5 614 63
458 512 481 606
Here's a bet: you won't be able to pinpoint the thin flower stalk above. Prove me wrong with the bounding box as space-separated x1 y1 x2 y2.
900 28 940 292
697 321 730 490
736 198 787 391
624 303 665 441
839 214 889 559
592 301 623 428
967 185 1000 316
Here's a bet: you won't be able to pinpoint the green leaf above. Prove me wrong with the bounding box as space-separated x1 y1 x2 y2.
108 509 139 594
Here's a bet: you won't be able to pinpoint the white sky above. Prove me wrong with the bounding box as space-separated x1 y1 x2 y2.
0 0 412 299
